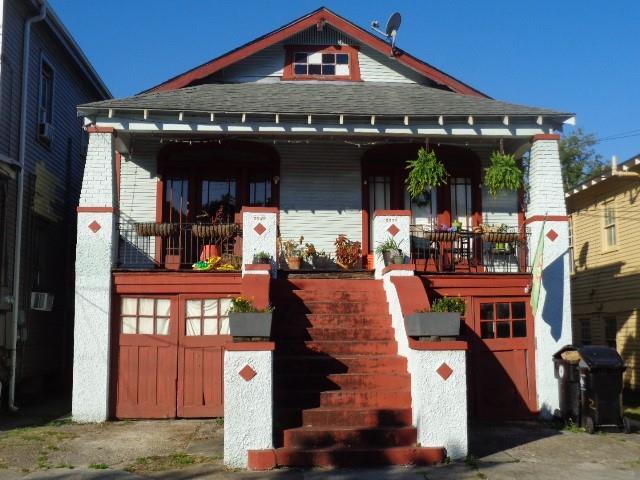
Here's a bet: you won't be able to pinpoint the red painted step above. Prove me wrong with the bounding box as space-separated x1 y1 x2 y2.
302 407 413 427
276 373 410 391
276 388 411 409
248 446 445 469
276 313 392 328
275 326 396 341
274 354 408 374
277 340 397 356
287 290 384 302
283 426 417 448
286 301 388 315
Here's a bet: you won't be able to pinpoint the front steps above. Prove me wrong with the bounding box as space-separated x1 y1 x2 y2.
249 278 444 469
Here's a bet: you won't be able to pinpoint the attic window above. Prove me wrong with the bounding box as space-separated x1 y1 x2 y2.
284 45 360 81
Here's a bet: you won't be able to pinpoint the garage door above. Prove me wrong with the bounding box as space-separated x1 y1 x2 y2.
466 297 537 419
115 295 231 419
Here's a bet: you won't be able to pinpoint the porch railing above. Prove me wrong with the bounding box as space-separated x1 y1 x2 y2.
117 222 242 270
410 226 531 273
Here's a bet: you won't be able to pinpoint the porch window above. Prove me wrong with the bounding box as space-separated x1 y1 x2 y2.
603 200 616 249
479 301 527 339
201 177 237 222
405 188 437 228
367 175 391 247
164 178 189 223
604 317 617 349
284 45 360 81
121 297 171 335
38 59 54 125
185 298 232 336
450 177 473 229
249 172 272 206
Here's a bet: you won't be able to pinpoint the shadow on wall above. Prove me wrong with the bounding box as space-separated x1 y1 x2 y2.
620 310 639 392
541 253 566 342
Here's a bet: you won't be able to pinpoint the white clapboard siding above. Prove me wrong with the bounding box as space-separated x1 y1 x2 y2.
358 46 425 84
277 143 362 255
118 140 160 266
212 45 284 83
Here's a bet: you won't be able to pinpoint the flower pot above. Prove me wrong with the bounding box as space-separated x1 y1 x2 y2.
192 223 238 239
382 251 392 266
287 256 302 270
482 232 519 243
404 312 461 337
391 254 404 265
164 248 182 271
253 257 271 265
135 222 177 237
229 312 272 338
200 244 220 261
424 231 458 242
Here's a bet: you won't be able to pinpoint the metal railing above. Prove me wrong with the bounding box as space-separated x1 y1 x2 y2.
410 226 531 273
118 222 242 270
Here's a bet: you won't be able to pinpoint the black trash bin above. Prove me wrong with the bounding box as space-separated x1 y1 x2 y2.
554 345 630 434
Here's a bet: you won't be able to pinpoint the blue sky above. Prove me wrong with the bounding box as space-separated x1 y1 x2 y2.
50 0 639 161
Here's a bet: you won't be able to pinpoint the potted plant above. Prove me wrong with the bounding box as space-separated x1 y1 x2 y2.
253 251 272 265
281 237 304 270
228 296 274 338
405 296 465 339
405 147 448 199
375 238 405 266
311 250 333 269
483 151 523 198
335 235 361 270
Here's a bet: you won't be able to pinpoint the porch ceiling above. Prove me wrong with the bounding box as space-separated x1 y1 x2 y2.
79 83 573 122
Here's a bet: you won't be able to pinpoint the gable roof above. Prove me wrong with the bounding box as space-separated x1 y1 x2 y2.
79 82 572 120
144 7 486 97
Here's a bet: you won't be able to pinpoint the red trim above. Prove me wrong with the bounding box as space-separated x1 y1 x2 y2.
86 126 116 134
531 134 560 142
390 275 430 317
241 273 270 310
77 206 117 213
225 342 275 351
115 152 121 204
373 209 411 217
147 9 485 97
113 272 242 295
283 45 361 81
524 215 568 225
241 206 279 214
382 264 413 275
408 339 468 351
245 264 271 271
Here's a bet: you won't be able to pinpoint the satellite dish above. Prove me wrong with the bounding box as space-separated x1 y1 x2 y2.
385 12 401 37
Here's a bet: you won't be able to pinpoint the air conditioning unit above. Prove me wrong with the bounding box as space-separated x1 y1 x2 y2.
38 122 53 144
30 292 54 312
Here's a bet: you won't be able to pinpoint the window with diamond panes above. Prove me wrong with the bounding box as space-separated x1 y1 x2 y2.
479 301 527 339
293 51 350 77
121 298 171 335
185 298 232 336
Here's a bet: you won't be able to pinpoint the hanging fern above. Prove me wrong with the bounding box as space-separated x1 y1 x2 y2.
484 151 523 197
405 148 448 199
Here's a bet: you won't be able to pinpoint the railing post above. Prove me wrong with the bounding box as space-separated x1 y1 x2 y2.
372 210 411 279
242 207 278 278
72 127 118 422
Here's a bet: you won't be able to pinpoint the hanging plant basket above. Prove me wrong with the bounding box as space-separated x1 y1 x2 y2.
482 232 520 243
484 151 523 197
192 223 238 238
424 231 458 242
134 222 177 237
405 147 448 199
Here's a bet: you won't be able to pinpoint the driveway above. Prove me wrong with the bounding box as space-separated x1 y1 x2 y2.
0 413 637 479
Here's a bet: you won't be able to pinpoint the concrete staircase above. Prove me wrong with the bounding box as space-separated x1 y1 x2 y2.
268 278 444 468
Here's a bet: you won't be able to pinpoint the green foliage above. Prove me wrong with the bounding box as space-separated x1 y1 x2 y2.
431 296 466 314
374 238 404 257
89 463 109 470
559 128 606 190
406 148 448 198
484 151 523 197
334 235 362 266
253 251 271 261
228 297 273 313
281 237 304 258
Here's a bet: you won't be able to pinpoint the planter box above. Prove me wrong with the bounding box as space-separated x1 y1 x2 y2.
404 312 461 337
229 312 272 338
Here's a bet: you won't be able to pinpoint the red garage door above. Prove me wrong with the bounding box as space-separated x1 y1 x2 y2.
466 297 537 419
115 295 231 419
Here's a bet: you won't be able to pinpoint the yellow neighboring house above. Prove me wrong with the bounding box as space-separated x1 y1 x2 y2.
566 153 640 391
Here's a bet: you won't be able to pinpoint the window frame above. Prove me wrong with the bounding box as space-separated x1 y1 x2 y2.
604 316 617 349
580 318 592 346
602 199 617 251
283 45 361 81
37 54 55 145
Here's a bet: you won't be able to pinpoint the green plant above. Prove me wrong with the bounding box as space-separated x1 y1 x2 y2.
281 237 304 258
335 235 361 267
484 151 523 197
374 238 404 258
406 148 448 199
228 296 273 314
89 463 108 470
253 251 271 261
431 296 466 314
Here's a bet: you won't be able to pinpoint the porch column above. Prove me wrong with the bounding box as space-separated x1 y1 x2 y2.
372 210 411 279
224 342 274 468
72 128 118 422
242 207 278 278
526 134 573 418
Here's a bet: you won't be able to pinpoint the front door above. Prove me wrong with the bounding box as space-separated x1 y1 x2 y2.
466 297 536 419
115 295 231 419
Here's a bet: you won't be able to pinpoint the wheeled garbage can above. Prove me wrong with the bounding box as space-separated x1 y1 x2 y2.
553 345 630 434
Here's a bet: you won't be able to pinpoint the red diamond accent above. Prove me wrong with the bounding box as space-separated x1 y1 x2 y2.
88 221 101 233
546 229 559 242
436 363 453 381
239 365 257 382
254 223 266 236
387 224 400 237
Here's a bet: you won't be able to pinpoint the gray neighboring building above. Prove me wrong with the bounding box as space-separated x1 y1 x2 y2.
0 0 109 408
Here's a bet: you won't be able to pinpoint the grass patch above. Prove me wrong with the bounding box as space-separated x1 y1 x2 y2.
55 462 74 469
89 463 109 470
0 426 76 446
125 453 212 474
625 406 640 422
563 419 585 433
